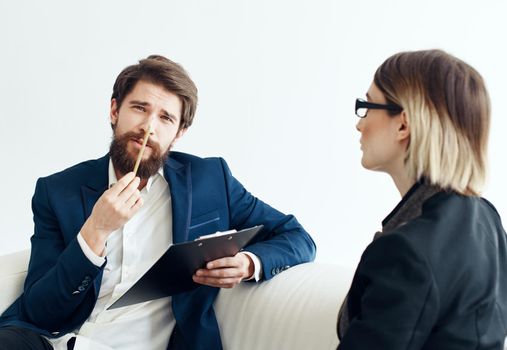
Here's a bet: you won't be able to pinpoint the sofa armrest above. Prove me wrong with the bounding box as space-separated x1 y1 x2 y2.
0 249 30 314
214 262 354 350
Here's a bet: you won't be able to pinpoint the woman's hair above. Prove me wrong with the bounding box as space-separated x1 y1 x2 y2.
374 49 490 195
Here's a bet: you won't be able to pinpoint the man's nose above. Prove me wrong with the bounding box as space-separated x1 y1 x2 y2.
141 116 156 134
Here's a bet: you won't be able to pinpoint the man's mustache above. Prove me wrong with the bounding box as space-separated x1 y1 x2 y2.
121 130 160 149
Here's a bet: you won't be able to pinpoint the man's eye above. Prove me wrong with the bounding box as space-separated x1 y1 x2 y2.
161 115 174 123
133 105 146 112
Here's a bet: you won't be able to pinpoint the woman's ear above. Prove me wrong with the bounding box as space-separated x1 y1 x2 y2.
397 111 410 141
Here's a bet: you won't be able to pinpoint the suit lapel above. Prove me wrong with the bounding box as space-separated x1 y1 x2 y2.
79 155 109 296
164 156 192 244
81 155 110 220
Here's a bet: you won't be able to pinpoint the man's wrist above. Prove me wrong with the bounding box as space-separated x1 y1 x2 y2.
80 219 108 256
241 251 262 281
242 253 255 279
77 233 106 266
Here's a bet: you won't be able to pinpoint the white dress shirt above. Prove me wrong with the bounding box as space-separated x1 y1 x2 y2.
49 162 174 350
48 160 262 350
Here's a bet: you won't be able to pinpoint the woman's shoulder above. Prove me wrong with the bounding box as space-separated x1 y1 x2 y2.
422 190 498 216
372 190 506 286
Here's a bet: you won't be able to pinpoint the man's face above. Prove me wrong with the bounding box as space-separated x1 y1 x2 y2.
109 80 186 178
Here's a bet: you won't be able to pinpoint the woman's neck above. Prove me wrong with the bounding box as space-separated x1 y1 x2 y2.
390 170 416 197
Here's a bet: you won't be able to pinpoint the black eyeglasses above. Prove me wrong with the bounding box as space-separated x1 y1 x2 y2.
355 98 403 118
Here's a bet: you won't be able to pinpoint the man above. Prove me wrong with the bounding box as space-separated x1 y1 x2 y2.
0 55 316 349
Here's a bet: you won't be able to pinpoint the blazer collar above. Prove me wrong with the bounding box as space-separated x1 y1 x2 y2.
81 154 110 219
381 180 441 234
164 155 192 243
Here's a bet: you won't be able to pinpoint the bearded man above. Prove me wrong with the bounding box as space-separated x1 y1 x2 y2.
0 55 316 350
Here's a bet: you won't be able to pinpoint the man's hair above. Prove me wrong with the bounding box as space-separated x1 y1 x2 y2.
374 49 490 195
112 54 198 130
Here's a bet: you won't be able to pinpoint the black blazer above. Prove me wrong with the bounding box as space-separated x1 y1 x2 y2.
338 186 507 349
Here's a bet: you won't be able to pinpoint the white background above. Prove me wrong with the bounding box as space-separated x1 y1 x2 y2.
0 0 505 268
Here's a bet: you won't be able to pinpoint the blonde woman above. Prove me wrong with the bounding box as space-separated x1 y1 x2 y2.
337 50 507 349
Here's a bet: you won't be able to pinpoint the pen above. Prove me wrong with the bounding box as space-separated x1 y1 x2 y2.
133 122 153 176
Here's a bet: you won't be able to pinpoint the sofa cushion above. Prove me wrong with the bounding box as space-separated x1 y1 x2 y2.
214 262 354 350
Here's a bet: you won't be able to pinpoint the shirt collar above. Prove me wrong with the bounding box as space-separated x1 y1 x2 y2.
108 160 165 193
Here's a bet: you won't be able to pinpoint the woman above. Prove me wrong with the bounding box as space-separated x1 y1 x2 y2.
337 50 507 349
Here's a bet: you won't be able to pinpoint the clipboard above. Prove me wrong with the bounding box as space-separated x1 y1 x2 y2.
107 225 263 309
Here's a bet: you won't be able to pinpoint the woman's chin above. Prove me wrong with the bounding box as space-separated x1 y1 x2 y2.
360 157 372 170
361 159 385 173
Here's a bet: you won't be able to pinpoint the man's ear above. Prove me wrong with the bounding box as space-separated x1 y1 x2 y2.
397 111 410 141
173 128 188 145
110 99 119 126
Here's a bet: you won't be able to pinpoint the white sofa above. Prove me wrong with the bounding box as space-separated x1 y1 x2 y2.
0 250 354 350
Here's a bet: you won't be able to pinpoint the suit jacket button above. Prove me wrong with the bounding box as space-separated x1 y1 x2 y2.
78 285 85 292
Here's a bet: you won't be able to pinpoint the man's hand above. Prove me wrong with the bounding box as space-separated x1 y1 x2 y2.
80 172 143 255
192 252 254 288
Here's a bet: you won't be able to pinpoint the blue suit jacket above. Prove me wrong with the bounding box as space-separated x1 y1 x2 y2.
0 152 316 349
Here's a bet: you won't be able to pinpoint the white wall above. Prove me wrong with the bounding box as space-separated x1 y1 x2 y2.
0 0 506 268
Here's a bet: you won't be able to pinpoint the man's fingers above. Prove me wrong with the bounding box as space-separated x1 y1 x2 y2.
125 189 141 209
206 256 240 269
195 267 243 279
108 172 136 196
192 254 251 289
130 197 143 213
192 275 242 288
117 176 141 202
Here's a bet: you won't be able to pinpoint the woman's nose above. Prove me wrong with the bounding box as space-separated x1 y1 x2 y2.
356 118 363 132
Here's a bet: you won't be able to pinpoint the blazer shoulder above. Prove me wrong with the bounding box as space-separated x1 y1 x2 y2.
169 151 227 172
421 191 493 218
388 190 506 282
39 155 109 188
170 151 222 164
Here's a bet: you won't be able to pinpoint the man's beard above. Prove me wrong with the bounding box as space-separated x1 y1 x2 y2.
109 130 170 179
